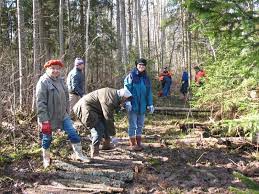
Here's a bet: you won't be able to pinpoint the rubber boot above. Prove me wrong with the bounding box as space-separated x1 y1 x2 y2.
135 136 143 151
129 137 136 146
101 137 114 150
42 148 50 168
129 137 138 151
71 143 90 163
90 144 100 158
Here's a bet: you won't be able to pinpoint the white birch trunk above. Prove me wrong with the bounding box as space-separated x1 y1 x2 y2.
32 0 40 111
17 0 25 110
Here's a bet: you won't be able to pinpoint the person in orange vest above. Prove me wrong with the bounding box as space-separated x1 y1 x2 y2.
158 67 172 96
194 66 206 86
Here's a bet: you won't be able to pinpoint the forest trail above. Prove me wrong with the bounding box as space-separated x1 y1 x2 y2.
22 131 258 193
1 94 258 194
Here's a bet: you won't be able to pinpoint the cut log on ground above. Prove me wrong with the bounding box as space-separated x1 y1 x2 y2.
30 184 124 193
53 160 134 183
54 170 124 187
154 106 211 113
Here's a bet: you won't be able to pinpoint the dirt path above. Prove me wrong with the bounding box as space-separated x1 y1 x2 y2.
2 132 255 194
1 95 258 193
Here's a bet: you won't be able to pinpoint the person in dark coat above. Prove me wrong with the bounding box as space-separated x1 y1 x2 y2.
180 67 189 101
67 58 85 114
73 87 132 157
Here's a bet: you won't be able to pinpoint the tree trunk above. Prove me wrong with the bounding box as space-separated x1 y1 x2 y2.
160 1 165 66
32 0 41 111
84 0 90 93
146 0 150 58
0 0 3 48
128 0 132 53
32 0 40 111
137 0 143 57
152 1 160 70
17 0 25 110
116 0 121 64
0 66 2 128
80 0 85 53
188 13 192 84
59 0 64 60
120 0 127 74
180 0 185 67
39 0 45 67
133 0 139 56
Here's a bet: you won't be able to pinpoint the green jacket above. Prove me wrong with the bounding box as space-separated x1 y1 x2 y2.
36 73 69 129
73 87 120 136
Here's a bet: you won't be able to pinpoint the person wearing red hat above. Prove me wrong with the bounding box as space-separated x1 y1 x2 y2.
36 59 90 168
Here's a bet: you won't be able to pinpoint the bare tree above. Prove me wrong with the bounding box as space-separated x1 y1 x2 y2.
0 62 2 128
59 0 64 60
133 0 139 56
146 0 150 58
116 0 121 64
32 0 41 111
128 0 133 53
180 0 185 67
85 0 90 93
160 1 165 66
0 0 3 46
80 0 85 52
137 0 143 57
120 0 128 73
17 0 25 110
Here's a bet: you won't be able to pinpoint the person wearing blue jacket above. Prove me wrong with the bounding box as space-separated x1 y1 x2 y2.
124 58 154 151
180 67 189 101
67 58 85 113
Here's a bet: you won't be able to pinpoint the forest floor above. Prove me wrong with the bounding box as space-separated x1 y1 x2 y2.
0 96 258 193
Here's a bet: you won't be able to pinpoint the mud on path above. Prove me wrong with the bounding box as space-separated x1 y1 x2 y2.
1 127 258 194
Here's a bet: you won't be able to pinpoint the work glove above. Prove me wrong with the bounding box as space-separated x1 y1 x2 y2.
147 105 155 114
125 101 132 112
40 121 52 135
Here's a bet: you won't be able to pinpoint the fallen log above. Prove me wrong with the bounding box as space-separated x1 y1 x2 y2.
55 170 124 188
154 106 211 112
53 160 134 182
35 183 124 193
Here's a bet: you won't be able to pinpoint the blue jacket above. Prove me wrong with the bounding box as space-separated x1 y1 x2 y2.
124 68 153 114
182 71 189 83
67 67 85 97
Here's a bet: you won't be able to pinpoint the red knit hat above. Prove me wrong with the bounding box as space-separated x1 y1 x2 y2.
44 60 64 68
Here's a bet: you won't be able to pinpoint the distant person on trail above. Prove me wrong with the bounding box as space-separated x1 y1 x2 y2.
36 59 90 168
67 57 85 114
124 58 154 151
194 65 206 86
73 87 132 158
158 66 172 97
180 67 189 101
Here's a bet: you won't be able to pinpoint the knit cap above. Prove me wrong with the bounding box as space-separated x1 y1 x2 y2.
74 58 84 66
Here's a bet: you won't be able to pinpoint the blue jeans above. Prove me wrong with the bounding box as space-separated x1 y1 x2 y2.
41 116 81 149
90 119 109 146
162 81 172 96
128 111 145 137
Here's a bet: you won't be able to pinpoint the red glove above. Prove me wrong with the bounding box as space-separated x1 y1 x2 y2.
41 121 52 135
